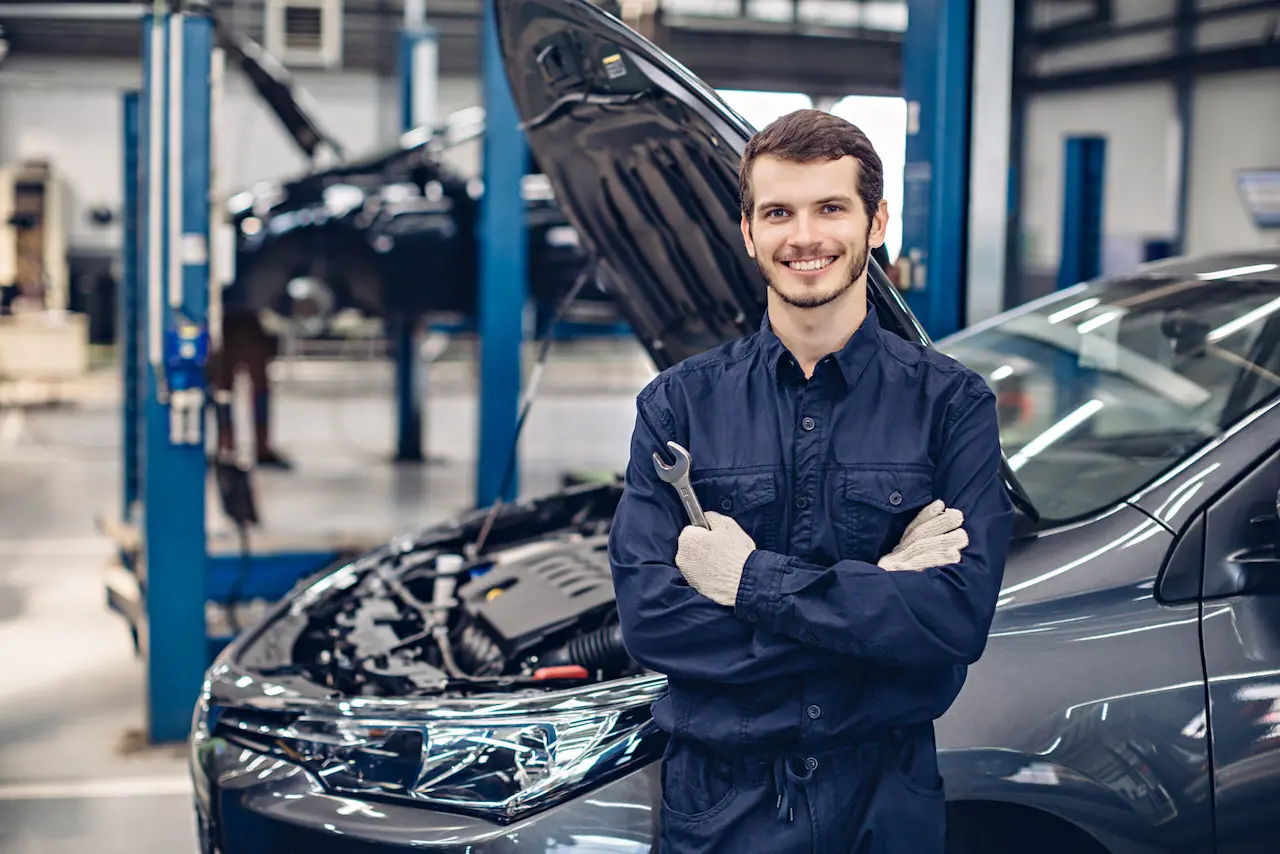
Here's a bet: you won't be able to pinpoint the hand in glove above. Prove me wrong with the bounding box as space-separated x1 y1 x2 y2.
675 511 756 607
877 499 968 572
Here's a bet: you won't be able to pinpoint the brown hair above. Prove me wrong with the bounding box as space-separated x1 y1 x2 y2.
738 109 883 224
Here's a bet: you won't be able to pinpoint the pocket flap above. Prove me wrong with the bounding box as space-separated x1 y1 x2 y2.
843 469 933 513
693 471 778 516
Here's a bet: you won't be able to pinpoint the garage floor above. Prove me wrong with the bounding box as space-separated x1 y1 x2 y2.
0 337 651 853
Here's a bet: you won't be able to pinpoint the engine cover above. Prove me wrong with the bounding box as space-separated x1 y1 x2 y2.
459 536 615 657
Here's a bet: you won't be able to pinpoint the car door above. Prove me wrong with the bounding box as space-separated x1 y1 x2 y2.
1198 439 1280 853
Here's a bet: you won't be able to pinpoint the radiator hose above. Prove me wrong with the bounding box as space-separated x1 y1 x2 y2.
539 623 629 672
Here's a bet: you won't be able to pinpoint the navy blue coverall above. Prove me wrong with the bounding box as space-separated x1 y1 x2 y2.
607 303 1014 853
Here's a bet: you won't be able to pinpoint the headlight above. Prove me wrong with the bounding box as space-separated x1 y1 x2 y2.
211 677 665 821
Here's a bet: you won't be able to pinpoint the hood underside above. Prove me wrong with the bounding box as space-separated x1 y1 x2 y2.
493 0 929 372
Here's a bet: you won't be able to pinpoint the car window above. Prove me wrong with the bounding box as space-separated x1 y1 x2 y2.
942 268 1280 521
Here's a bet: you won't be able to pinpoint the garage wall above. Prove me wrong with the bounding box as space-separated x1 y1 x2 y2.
1020 82 1179 276
0 56 482 252
1018 0 1280 291
1185 69 1280 256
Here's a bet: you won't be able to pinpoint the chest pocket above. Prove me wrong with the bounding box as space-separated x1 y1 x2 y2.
691 471 779 553
840 469 934 562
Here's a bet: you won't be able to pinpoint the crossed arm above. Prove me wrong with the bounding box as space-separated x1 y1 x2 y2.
606 388 1015 682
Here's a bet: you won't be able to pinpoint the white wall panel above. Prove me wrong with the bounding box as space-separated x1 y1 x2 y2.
1184 69 1280 255
1020 83 1179 273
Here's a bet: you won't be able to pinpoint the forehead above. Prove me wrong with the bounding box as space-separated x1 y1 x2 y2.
750 155 860 209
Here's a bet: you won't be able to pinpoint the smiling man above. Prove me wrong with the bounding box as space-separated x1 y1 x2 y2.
607 109 1014 853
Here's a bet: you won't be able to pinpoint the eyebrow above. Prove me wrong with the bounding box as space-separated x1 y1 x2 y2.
756 195 855 212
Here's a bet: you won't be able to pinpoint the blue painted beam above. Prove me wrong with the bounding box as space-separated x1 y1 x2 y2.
141 11 213 744
121 91 141 521
1057 136 1106 291
476 0 527 507
901 0 972 340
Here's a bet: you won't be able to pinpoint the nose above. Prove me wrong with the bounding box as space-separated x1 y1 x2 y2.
786 212 819 249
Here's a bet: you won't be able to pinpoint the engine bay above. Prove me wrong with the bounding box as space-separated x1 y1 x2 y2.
235 488 639 699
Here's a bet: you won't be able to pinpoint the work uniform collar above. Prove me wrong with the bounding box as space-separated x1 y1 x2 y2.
759 299 883 389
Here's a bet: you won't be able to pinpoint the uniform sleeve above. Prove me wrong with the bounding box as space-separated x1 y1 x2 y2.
608 393 847 684
735 385 1015 668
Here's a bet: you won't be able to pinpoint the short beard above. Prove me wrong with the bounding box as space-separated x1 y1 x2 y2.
758 242 869 309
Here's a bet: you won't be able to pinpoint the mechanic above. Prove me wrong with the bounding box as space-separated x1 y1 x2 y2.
210 307 293 470
607 109 1014 853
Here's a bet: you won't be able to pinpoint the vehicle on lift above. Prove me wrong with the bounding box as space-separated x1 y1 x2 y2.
216 24 606 338
191 1 1280 851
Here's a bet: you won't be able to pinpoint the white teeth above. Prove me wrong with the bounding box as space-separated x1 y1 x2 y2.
785 257 834 272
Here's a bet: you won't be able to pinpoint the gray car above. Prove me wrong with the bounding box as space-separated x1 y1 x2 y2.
190 0 1280 851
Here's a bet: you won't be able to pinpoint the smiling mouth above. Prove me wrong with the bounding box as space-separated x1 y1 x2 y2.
782 256 837 272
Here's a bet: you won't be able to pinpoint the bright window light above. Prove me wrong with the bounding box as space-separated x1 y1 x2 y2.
826 95 907 262
716 90 813 131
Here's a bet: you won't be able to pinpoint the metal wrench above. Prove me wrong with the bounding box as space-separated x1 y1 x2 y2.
652 441 709 529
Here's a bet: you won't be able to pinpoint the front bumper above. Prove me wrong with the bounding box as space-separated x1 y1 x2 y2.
192 739 661 853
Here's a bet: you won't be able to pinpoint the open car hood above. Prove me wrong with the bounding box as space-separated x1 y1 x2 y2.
493 0 1037 519
492 0 929 369
212 17 345 165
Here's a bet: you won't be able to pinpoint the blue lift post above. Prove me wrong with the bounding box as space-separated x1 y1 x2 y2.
138 9 214 743
121 91 142 523
1057 136 1106 291
476 0 527 507
392 5 439 463
1054 135 1106 422
900 0 973 341
107 7 359 743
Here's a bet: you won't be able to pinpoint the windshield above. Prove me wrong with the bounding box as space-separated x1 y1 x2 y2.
941 265 1280 521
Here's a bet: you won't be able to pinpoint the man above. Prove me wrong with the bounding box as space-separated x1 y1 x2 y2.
607 109 1014 853
210 307 292 470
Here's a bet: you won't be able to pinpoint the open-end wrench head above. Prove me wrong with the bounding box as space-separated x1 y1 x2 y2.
651 440 692 482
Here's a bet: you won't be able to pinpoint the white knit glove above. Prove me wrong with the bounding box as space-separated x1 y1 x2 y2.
877 500 968 572
675 511 756 606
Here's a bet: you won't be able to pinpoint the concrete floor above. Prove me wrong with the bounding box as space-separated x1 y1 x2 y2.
0 339 652 852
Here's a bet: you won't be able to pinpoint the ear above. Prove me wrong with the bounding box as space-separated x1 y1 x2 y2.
868 198 889 250
740 215 756 258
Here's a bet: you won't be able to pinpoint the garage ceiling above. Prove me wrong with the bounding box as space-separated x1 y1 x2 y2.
0 0 905 96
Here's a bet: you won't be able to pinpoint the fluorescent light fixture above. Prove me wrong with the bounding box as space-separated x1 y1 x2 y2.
1008 399 1104 471
1196 263 1277 282
989 365 1014 382
1207 294 1280 343
1076 309 1125 335
1048 298 1100 324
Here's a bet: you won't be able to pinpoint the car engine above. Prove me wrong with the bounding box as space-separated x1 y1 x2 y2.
240 519 639 698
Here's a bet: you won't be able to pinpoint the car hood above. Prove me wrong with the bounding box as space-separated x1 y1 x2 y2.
212 17 345 164
493 0 1038 519
491 0 929 369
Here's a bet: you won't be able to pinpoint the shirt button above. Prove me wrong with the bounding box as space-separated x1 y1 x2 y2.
807 704 821 719
889 491 903 506
720 498 733 511
805 756 819 772
801 416 815 431
746 611 758 623
795 496 808 509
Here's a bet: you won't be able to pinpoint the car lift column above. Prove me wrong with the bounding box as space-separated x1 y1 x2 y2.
138 7 214 743
1057 136 1106 291
900 0 973 340
476 0 527 506
392 0 439 463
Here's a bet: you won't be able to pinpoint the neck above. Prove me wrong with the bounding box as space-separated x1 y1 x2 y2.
767 280 868 377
